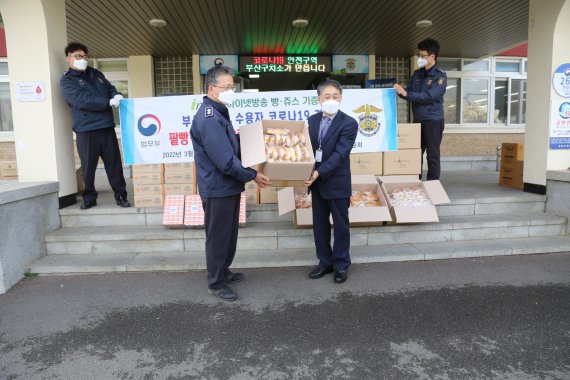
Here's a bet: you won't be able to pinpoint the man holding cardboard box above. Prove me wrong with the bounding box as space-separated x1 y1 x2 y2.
304 80 358 283
394 38 447 180
190 65 271 302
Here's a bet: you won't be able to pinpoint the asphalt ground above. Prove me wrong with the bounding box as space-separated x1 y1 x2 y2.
1 252 570 379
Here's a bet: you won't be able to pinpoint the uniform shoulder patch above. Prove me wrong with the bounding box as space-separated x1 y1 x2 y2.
438 77 445 85
205 106 214 118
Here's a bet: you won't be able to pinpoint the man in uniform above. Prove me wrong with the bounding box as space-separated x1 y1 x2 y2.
394 38 447 180
190 65 271 302
60 42 130 209
304 79 358 284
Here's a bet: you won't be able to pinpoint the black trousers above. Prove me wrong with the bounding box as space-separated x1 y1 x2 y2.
76 127 127 203
201 194 241 289
311 185 351 271
420 119 445 181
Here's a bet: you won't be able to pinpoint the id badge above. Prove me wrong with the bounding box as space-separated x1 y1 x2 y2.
315 149 323 163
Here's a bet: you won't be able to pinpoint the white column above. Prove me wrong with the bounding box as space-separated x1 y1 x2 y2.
524 0 570 189
0 0 76 202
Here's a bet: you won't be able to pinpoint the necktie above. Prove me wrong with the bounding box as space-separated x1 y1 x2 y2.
319 116 332 145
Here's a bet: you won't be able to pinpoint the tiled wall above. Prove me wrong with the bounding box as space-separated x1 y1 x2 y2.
376 56 410 123
154 57 194 96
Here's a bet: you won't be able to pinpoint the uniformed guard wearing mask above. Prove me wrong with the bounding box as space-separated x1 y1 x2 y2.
190 65 271 302
394 38 447 180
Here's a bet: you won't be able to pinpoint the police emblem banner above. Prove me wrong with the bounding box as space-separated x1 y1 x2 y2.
120 88 397 164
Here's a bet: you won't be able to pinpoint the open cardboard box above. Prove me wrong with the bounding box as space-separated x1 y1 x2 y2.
379 175 450 223
277 175 392 227
240 120 315 181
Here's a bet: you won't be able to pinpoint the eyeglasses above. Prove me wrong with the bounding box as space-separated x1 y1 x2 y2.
69 54 89 60
419 53 432 58
212 84 235 91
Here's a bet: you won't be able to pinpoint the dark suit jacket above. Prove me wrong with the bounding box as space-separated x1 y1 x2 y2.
308 110 358 200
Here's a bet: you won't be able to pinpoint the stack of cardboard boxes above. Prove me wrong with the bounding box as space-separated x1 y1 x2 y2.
164 163 196 196
499 143 524 190
383 123 422 176
132 164 165 207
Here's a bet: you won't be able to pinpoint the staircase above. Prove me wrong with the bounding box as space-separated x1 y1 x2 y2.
28 171 570 274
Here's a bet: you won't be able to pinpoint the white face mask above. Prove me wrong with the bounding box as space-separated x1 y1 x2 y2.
73 59 88 71
321 99 340 115
218 89 235 106
417 57 428 69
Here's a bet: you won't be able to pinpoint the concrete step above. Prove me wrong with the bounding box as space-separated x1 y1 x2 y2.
28 236 570 274
59 194 547 227
45 212 567 255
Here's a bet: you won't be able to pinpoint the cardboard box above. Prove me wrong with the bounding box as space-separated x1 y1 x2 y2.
502 143 524 160
350 152 383 175
133 172 164 185
383 149 422 175
184 194 246 227
277 186 313 227
164 172 194 184
240 120 315 181
162 195 185 228
132 164 164 174
379 175 450 223
164 162 194 172
500 160 524 189
134 194 164 208
184 195 205 227
164 183 196 195
260 186 286 204
397 123 421 149
277 175 392 227
134 183 164 196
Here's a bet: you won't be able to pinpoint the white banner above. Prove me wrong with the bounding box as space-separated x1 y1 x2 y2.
120 89 397 164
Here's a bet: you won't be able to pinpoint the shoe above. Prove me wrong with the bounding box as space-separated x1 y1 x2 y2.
227 272 244 283
80 201 97 210
309 266 333 279
116 197 131 207
208 286 238 302
334 269 348 284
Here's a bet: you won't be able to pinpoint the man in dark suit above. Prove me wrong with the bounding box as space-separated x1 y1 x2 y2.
304 79 358 283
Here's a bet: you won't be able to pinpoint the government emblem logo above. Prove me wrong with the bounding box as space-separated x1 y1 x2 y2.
352 104 383 137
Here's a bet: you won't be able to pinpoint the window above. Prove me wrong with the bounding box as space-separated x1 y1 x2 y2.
0 60 12 132
494 79 508 124
444 78 460 124
462 79 489 124
441 57 526 128
510 79 526 124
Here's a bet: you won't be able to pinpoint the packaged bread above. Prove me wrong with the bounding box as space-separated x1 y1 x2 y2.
388 186 432 206
264 128 311 162
295 192 312 209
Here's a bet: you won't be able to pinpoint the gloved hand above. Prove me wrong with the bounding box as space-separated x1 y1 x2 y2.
109 94 124 108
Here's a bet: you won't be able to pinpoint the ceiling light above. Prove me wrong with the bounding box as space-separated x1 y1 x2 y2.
292 18 309 28
415 19 432 28
149 18 167 28
243 89 259 93
249 74 260 78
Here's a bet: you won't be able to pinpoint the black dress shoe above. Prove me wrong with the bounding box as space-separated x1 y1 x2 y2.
334 269 348 284
80 201 97 210
226 272 244 283
208 286 238 302
116 197 131 207
309 266 333 279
